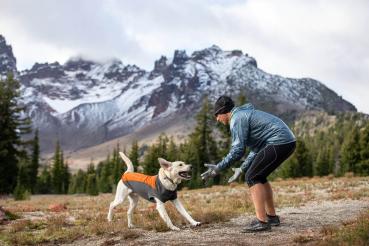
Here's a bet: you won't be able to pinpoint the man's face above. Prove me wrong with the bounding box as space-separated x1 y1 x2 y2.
216 113 229 125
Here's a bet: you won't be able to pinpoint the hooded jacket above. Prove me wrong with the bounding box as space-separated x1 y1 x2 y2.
216 103 296 172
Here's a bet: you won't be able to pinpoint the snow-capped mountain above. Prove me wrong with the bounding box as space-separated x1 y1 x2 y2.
0 35 356 153
0 35 17 78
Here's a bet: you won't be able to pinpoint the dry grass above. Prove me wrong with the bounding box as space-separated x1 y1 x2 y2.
314 210 369 245
0 176 368 245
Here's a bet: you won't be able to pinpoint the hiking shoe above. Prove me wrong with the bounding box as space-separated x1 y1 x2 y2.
241 219 271 233
267 214 280 226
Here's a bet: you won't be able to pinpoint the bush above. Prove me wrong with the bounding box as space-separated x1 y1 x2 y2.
13 184 31 201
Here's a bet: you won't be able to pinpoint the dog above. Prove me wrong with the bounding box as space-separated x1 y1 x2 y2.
107 152 201 231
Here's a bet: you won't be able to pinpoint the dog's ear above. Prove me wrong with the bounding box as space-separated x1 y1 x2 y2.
158 158 172 170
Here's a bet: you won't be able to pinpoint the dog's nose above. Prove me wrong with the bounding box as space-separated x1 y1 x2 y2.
188 165 192 170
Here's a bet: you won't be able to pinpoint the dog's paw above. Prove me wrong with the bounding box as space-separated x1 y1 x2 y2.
170 226 180 231
128 224 136 229
191 221 201 227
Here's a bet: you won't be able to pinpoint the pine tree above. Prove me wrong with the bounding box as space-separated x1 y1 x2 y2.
36 167 52 194
111 143 123 183
359 123 369 161
167 137 178 161
327 145 336 174
0 74 31 194
282 139 312 178
184 96 220 187
340 127 361 175
86 174 99 196
96 161 103 177
143 136 163 175
129 140 140 169
68 170 87 194
29 130 40 192
315 147 330 176
357 123 369 175
13 158 31 200
98 160 112 193
62 161 70 194
51 141 63 193
87 161 96 174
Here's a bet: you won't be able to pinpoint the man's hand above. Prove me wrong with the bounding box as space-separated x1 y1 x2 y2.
228 168 243 183
201 164 219 181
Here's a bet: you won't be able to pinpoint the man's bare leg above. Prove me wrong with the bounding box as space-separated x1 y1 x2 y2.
249 183 267 222
263 182 276 216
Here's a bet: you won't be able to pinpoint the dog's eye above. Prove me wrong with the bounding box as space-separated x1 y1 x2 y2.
179 164 183 166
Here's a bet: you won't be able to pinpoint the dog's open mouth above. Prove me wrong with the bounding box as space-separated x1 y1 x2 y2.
179 171 192 179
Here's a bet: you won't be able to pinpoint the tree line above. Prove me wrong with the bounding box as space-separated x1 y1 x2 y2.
1 75 368 199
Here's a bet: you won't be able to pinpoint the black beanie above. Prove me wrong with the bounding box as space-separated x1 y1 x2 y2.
214 96 235 116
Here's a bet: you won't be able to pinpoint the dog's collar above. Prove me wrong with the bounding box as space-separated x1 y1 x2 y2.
163 172 176 185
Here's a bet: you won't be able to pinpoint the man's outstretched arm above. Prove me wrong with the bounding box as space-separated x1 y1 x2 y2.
228 151 256 183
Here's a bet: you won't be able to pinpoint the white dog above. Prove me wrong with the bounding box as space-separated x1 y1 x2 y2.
107 152 201 231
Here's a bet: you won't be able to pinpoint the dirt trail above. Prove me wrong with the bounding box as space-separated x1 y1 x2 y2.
61 199 369 246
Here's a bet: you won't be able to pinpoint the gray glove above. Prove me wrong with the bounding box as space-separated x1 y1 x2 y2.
201 164 220 181
228 168 243 183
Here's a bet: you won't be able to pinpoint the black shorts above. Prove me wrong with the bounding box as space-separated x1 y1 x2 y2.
245 141 296 187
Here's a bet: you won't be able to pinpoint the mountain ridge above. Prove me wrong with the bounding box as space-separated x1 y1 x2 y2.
0 35 357 157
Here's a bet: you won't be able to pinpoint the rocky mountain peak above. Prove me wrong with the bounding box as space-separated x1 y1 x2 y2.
64 57 96 71
154 56 168 71
172 50 188 65
149 56 168 79
20 62 65 84
191 44 222 60
0 35 17 77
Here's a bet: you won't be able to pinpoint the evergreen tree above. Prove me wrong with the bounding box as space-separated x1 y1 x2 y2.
36 167 52 194
96 161 103 177
359 123 369 161
157 133 169 159
51 141 63 193
143 135 167 175
282 139 312 178
13 158 31 200
68 170 87 194
183 96 220 187
62 161 70 194
129 140 140 169
167 137 178 161
29 129 40 192
357 123 369 175
86 173 98 196
315 147 330 176
327 145 336 174
340 127 361 175
87 161 96 174
0 74 31 194
98 160 112 193
111 143 124 183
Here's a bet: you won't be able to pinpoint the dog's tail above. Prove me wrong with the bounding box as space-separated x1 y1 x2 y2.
119 152 134 173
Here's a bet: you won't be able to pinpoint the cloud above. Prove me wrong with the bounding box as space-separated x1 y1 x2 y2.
0 0 145 65
0 0 368 113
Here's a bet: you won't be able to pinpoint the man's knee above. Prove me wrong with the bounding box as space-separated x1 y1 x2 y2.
245 174 267 187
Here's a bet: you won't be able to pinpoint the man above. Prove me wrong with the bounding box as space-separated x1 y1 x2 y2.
201 95 296 232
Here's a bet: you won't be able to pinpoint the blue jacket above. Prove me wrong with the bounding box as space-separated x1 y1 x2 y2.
216 103 296 172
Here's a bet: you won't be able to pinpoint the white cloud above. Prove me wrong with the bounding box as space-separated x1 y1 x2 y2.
0 0 368 113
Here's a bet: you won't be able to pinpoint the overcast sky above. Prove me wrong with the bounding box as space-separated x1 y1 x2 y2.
1 0 368 114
